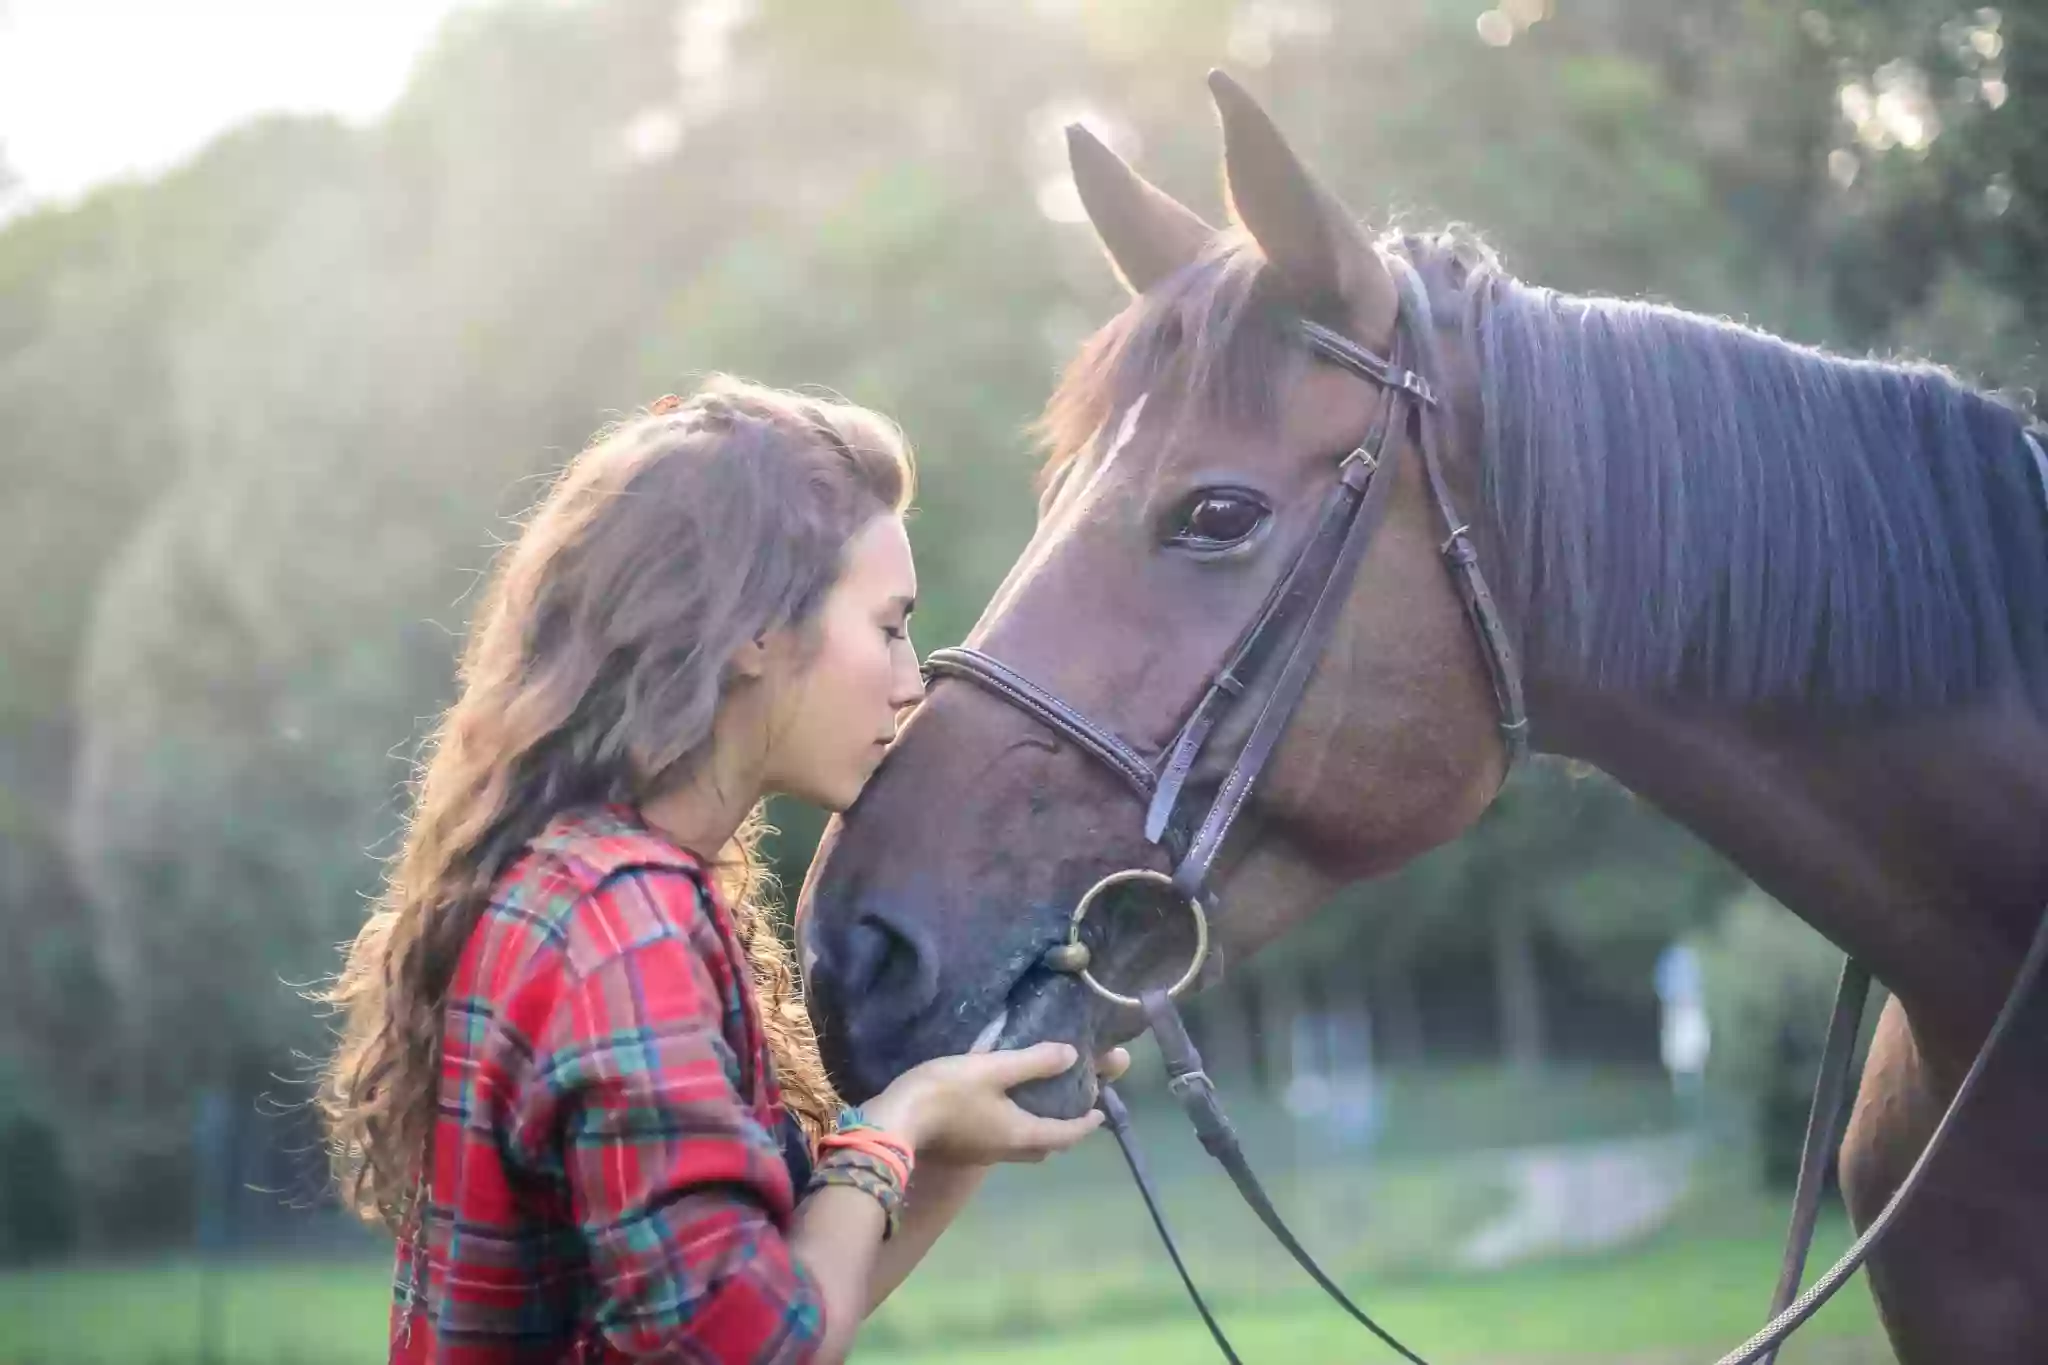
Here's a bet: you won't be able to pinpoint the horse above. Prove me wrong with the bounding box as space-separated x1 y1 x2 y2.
797 72 2048 1364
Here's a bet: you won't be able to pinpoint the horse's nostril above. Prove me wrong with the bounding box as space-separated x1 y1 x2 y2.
836 912 936 1019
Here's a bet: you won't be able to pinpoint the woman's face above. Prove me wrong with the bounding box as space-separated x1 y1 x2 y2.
762 513 924 811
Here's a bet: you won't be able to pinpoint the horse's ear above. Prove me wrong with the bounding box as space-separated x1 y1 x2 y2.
1209 69 1396 340
1067 123 1213 296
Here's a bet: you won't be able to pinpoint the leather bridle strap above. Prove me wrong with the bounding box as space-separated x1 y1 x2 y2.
1171 423 1406 900
1357 257 1530 762
1144 365 1407 848
1410 388 1528 763
921 650 1157 802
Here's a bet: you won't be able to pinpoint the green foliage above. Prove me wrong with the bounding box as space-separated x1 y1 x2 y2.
1807 0 2047 393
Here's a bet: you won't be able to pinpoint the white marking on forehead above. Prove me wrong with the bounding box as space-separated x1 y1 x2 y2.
1103 392 1150 465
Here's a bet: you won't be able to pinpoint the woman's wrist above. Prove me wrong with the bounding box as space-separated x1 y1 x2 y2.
858 1078 926 1149
807 1102 920 1240
905 1156 989 1203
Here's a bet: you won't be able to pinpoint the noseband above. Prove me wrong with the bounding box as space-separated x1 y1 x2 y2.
918 260 2048 1364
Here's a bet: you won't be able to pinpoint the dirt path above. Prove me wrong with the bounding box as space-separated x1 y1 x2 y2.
1456 1133 1701 1270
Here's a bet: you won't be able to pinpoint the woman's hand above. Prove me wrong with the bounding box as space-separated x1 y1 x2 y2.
863 1041 1127 1165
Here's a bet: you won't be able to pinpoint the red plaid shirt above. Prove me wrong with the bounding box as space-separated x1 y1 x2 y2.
390 805 825 1364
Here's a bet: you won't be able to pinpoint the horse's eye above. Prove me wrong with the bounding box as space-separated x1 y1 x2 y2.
1169 489 1269 550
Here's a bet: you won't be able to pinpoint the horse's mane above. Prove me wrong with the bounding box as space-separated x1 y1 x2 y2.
1473 263 2048 710
1040 231 2048 713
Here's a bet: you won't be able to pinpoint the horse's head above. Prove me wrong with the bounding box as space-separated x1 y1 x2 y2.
800 74 1512 1116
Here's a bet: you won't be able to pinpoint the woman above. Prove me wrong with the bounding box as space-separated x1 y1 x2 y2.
318 377 1123 1364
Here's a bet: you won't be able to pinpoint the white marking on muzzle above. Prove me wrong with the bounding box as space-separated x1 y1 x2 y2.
969 1010 1010 1055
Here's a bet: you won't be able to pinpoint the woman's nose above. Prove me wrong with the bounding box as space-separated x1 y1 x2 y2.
892 660 926 711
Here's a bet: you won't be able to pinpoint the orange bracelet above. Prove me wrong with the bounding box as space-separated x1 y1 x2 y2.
822 1108 913 1154
817 1128 913 1189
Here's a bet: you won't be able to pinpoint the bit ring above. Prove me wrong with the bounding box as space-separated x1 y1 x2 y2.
1050 868 1209 1008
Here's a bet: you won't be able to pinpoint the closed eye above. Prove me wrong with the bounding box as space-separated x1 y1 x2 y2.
1165 488 1271 553
880 594 916 641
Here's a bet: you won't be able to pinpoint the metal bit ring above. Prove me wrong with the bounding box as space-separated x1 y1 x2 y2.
1049 868 1209 1008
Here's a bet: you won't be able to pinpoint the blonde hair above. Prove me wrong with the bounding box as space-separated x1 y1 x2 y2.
317 376 914 1230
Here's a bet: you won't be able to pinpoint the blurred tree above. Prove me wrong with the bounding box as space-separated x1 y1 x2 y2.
1697 889 1872 1189
1806 0 2045 391
1282 764 1740 1071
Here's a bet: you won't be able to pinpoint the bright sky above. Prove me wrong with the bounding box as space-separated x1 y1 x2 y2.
0 0 470 209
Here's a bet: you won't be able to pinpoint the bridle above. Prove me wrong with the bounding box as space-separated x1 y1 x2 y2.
921 257 2048 1364
931 260 1525 914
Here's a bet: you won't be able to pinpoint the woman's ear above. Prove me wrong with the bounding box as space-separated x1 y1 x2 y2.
729 633 773 681
733 624 809 684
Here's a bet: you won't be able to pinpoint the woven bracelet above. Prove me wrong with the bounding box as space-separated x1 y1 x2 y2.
807 1147 906 1239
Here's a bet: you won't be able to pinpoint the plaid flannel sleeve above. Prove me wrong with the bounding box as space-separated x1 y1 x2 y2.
522 868 826 1363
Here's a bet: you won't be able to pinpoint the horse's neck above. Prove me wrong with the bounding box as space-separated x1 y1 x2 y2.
1527 678 2048 1042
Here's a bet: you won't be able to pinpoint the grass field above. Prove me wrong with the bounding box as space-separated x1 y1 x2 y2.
0 1211 1884 1365
860 1224 1886 1363
0 1073 1887 1364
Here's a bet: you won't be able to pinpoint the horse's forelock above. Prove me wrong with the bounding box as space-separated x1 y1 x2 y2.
1037 237 1304 489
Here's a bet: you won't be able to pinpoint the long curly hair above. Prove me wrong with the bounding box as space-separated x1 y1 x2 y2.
316 376 914 1231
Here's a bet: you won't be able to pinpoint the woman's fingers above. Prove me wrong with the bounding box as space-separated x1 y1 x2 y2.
976 1040 1080 1086
975 1039 1133 1089
1006 1108 1105 1159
